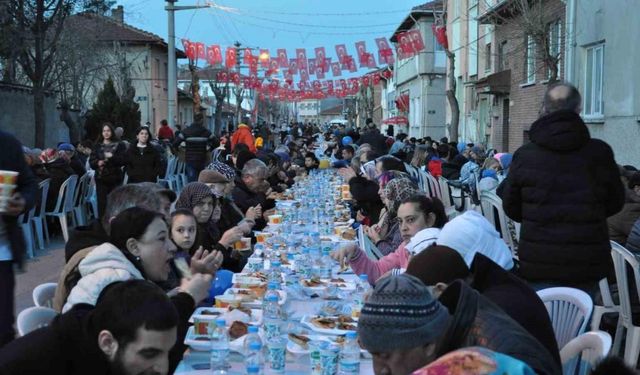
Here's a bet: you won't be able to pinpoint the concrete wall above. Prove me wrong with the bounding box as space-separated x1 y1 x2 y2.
570 0 640 166
0 84 68 148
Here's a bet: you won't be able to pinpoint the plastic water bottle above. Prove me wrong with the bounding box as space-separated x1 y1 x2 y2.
263 282 280 309
210 318 230 373
243 325 263 355
244 341 263 375
268 261 282 285
352 275 371 319
263 294 282 341
320 248 333 279
298 248 312 279
338 331 360 374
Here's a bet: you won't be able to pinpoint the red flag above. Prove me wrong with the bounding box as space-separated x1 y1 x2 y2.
373 74 381 85
432 24 449 50
243 48 253 64
355 41 368 67
407 30 426 53
398 32 416 58
375 37 394 65
346 57 357 73
288 59 299 75
259 49 270 68
267 59 279 76
195 42 205 59
315 47 328 71
277 49 288 68
366 53 377 68
308 59 317 75
249 59 258 75
225 47 237 69
315 66 325 79
327 80 334 95
335 44 348 64
207 45 223 65
331 62 342 77
181 39 194 60
230 72 240 85
300 67 310 82
296 48 307 69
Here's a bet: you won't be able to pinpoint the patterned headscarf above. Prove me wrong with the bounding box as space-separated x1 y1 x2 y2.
361 160 377 180
382 177 420 229
207 161 236 182
175 182 220 246
377 170 411 190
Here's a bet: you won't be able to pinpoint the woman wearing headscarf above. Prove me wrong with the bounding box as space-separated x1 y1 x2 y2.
367 176 420 256
175 182 246 272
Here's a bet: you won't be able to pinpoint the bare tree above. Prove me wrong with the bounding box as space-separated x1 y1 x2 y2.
357 80 375 128
439 1 460 142
204 67 230 135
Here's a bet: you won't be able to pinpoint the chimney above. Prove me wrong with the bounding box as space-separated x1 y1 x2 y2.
111 5 124 24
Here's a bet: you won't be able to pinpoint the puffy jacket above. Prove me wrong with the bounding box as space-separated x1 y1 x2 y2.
437 281 561 375
124 144 163 183
502 110 625 283
176 123 214 164
231 124 257 153
357 128 388 155
63 243 143 312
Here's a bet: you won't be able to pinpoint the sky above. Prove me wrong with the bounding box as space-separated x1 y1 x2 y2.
117 0 424 76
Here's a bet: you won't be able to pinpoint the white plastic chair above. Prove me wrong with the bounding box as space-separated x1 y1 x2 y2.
72 173 90 226
16 307 58 336
32 283 57 308
44 174 78 242
560 331 612 375
437 177 458 219
590 276 619 332
31 178 50 250
18 212 35 259
479 191 518 259
537 287 594 350
610 241 640 365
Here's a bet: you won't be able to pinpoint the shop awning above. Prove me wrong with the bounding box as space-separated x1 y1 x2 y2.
475 70 511 95
383 116 409 125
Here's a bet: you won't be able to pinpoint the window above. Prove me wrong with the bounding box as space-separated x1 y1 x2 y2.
498 41 507 71
547 20 563 79
525 35 536 84
485 43 492 71
584 43 604 117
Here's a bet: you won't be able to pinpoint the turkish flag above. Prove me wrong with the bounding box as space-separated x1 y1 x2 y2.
300 68 310 82
375 37 394 65
432 24 449 50
335 44 348 63
260 49 270 68
398 32 416 58
308 59 317 75
267 59 279 76
366 53 377 68
277 49 288 68
288 59 298 75
407 30 426 52
194 43 204 59
315 47 327 71
230 72 240 85
331 62 342 77
315 66 325 79
207 45 223 65
355 41 368 67
225 47 237 69
296 48 307 69
243 48 253 64
181 39 194 60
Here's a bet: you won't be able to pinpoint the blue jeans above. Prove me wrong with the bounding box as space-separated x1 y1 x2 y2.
185 162 205 183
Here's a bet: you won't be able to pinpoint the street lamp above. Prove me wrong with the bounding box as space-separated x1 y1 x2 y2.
166 0 211 128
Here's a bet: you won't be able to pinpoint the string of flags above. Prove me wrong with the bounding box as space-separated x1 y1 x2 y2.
180 30 427 101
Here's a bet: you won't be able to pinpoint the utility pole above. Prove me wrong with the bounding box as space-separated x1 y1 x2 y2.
234 41 243 126
166 0 211 129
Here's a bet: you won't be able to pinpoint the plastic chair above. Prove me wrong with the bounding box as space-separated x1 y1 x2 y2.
72 173 90 226
537 287 594 350
437 177 457 219
358 224 382 260
560 331 612 375
85 179 98 222
18 212 35 259
479 191 518 259
16 307 58 336
44 175 78 242
31 179 50 250
32 282 57 308
590 276 619 332
610 241 640 365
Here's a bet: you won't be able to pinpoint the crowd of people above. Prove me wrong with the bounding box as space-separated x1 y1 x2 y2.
0 82 639 374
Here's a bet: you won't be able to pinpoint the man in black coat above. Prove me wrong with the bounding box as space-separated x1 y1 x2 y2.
232 159 274 231
0 280 179 375
501 83 625 291
174 114 217 182
0 131 37 348
357 119 389 155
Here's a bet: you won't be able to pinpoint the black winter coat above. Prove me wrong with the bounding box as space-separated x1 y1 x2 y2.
0 131 38 267
437 281 561 375
502 110 625 283
32 158 76 211
175 123 216 164
125 144 163 183
232 178 274 230
90 142 127 185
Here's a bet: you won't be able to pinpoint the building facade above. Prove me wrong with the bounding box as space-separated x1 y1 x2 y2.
390 1 447 140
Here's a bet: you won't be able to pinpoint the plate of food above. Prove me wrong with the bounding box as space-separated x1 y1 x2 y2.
189 306 263 325
301 315 358 335
300 277 355 291
232 273 266 287
184 321 254 352
224 288 287 309
287 333 328 354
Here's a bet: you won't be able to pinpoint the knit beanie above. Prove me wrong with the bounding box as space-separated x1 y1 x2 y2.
436 211 514 270
406 245 470 286
358 274 451 353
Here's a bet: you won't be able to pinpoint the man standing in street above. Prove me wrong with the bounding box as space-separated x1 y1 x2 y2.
174 113 217 182
357 118 389 155
0 131 38 347
502 83 625 294
231 118 257 154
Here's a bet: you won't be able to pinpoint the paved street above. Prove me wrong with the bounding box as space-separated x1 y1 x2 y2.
14 239 65 315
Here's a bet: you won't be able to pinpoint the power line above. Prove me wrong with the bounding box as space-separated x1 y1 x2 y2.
226 14 396 36
232 8 412 17
240 13 400 29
